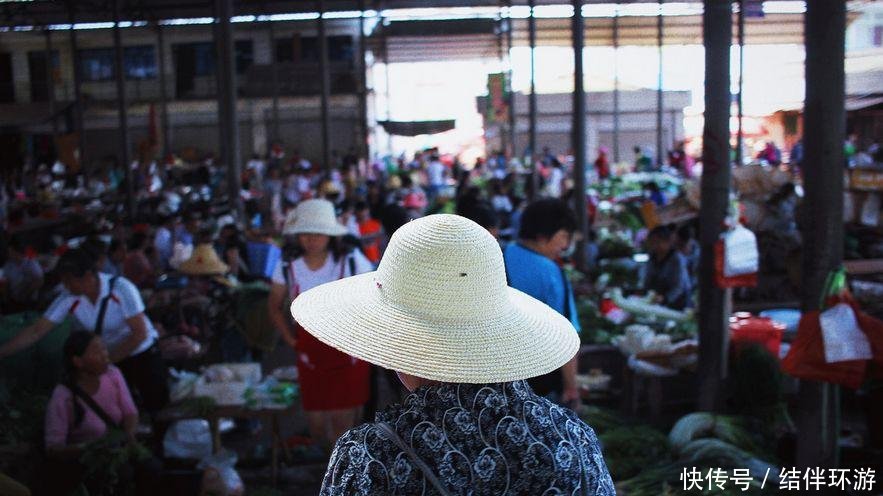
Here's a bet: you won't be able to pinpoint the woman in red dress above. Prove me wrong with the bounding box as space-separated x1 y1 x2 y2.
268 200 374 448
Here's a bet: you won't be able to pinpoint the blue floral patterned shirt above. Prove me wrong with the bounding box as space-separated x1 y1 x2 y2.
320 380 616 495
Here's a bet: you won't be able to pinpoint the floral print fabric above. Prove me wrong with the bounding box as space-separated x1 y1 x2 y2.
321 380 616 495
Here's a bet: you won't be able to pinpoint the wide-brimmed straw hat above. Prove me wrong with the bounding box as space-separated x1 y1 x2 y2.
282 199 348 237
178 243 229 275
290 214 579 383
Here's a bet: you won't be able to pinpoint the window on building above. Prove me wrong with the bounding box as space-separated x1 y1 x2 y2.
300 36 354 63
79 46 157 81
79 48 114 82
188 42 216 76
275 38 294 63
235 40 253 74
124 45 156 80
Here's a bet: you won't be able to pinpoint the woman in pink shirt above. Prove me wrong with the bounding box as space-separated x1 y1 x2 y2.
40 331 139 494
45 331 139 454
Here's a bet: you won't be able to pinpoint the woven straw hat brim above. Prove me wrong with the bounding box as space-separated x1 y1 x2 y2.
178 262 229 275
290 271 580 384
282 223 349 237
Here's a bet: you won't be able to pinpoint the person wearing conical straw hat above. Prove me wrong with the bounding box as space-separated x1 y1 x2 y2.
267 199 374 449
292 214 615 495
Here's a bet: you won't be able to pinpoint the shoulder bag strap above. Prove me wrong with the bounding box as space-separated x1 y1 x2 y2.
94 276 119 335
376 422 452 496
68 382 121 430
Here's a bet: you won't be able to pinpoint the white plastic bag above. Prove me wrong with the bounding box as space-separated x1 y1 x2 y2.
820 303 872 363
164 419 213 460
198 451 244 496
722 225 758 277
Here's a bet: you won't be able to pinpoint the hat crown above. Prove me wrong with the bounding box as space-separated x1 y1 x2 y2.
283 199 346 236
375 215 508 321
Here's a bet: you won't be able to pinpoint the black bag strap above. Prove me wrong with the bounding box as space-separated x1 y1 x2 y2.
68 382 121 429
281 261 291 292
94 276 119 336
377 422 452 496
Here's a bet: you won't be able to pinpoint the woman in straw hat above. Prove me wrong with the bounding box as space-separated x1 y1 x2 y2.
292 214 615 495
267 199 374 448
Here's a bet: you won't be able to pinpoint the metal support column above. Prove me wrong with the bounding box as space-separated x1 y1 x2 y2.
572 0 588 268
736 0 745 166
358 0 369 162
796 0 846 469
269 19 280 144
318 0 332 172
215 0 242 216
528 0 538 198
656 1 664 167
495 4 507 157
697 0 732 412
156 23 171 160
113 0 134 220
612 5 620 164
68 4 85 173
45 30 58 138
506 0 516 159
382 12 392 155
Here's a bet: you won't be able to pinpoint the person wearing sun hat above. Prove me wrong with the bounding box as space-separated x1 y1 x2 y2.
267 199 374 449
291 214 615 496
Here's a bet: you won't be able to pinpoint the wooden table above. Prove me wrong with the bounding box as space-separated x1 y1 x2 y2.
158 403 294 487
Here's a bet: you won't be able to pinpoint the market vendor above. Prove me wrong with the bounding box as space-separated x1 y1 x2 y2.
39 331 158 496
644 225 692 311
0 248 169 414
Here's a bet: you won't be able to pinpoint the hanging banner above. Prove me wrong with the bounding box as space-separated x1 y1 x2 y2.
486 72 509 124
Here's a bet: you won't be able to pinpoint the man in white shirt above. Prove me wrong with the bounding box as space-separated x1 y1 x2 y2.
0 248 168 412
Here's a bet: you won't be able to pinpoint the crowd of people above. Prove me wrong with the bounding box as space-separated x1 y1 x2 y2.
0 139 712 494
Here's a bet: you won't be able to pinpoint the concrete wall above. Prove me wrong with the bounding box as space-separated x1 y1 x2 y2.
483 89 691 163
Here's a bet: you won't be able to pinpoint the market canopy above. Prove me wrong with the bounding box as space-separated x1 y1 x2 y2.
378 119 457 136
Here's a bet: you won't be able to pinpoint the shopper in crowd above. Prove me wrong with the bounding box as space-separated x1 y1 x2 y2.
644 225 692 311
291 214 615 496
595 146 611 180
123 232 155 289
355 201 382 265
0 248 169 414
2 235 44 312
634 146 653 172
39 331 142 495
643 181 667 207
503 199 581 408
105 238 127 277
267 199 374 450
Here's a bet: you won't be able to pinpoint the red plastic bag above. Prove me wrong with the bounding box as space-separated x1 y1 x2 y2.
730 316 784 357
781 310 867 389
714 240 757 288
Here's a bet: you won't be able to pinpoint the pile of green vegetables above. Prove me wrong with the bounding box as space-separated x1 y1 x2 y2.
80 430 151 496
612 413 780 496
576 301 624 345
